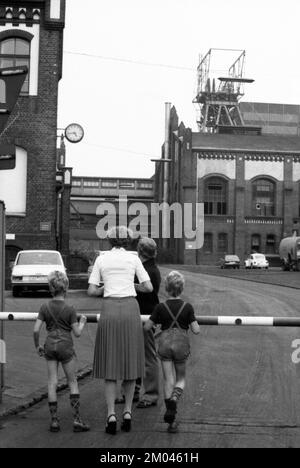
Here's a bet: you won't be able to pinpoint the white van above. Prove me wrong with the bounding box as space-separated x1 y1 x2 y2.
11 250 66 297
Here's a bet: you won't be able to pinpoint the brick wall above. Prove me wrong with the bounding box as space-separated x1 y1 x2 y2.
1 1 65 254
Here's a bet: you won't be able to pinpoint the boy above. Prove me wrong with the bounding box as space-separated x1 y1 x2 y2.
144 271 200 432
33 270 90 433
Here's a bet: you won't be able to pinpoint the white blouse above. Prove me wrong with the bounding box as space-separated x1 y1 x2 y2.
88 248 150 298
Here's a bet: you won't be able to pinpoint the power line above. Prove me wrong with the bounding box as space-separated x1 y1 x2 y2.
83 142 160 159
64 50 194 72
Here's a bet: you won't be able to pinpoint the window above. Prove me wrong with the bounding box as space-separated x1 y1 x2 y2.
83 181 99 188
0 38 30 94
101 180 117 188
137 182 153 190
218 233 228 253
0 147 27 214
72 180 82 187
266 234 276 254
251 234 261 253
252 178 275 216
119 181 135 189
204 177 227 215
203 233 213 254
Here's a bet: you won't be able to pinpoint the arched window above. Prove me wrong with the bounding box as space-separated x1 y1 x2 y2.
251 234 261 253
218 233 228 254
204 177 228 215
252 178 276 217
0 37 30 94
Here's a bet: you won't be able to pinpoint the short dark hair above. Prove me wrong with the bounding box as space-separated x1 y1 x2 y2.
107 226 133 249
138 237 157 259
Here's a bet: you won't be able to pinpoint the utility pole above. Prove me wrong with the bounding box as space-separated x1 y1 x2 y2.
163 102 171 248
0 201 5 403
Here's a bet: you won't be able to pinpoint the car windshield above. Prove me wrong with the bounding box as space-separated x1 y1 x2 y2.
254 254 266 260
225 256 239 261
17 252 62 266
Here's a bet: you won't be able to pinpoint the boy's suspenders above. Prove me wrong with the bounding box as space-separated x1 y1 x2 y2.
162 301 187 331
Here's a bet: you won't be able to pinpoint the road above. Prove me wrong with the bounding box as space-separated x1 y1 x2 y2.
1 269 300 448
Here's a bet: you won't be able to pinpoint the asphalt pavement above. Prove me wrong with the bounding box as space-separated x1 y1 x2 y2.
1 268 300 447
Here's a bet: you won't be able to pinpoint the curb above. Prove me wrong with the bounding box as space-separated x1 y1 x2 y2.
0 366 92 419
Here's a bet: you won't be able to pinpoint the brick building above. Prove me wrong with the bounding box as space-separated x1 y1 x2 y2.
0 0 66 278
155 106 300 265
70 176 154 262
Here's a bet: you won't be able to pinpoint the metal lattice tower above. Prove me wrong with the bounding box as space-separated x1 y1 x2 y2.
193 49 258 134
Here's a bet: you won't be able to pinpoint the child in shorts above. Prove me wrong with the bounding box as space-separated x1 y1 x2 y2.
33 270 90 433
144 271 200 432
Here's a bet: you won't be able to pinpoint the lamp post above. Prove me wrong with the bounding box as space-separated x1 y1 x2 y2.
55 125 83 254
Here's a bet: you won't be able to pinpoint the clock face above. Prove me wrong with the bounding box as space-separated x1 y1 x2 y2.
65 123 84 143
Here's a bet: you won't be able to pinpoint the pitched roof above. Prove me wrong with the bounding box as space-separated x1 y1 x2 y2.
192 133 300 153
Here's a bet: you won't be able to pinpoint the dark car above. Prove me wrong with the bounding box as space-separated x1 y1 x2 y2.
220 255 240 269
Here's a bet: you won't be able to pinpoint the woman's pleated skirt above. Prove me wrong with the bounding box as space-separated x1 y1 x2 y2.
93 297 145 380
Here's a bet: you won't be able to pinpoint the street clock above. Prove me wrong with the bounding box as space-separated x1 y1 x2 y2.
64 123 84 143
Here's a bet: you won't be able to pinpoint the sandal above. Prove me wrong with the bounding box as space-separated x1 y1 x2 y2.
164 400 177 424
136 400 157 409
49 418 60 433
105 414 117 435
121 411 132 432
167 421 179 433
73 419 90 433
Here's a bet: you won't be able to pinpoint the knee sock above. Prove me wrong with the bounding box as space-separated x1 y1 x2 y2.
49 402 58 421
70 394 81 422
171 387 184 402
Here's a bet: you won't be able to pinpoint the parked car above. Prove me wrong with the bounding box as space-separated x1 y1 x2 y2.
244 253 269 270
11 250 66 297
220 255 241 269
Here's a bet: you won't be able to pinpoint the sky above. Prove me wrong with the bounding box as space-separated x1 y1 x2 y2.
57 0 300 179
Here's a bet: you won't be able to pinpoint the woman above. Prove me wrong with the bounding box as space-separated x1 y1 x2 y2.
88 226 153 435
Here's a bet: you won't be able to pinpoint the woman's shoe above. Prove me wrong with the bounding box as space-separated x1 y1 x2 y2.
105 414 117 435
121 411 132 432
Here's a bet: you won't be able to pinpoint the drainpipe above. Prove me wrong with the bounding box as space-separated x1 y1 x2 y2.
163 102 171 248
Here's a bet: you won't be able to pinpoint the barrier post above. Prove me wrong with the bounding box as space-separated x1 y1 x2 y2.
0 200 5 404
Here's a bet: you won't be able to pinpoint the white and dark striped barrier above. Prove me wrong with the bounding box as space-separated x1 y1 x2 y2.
0 339 5 364
1 313 300 327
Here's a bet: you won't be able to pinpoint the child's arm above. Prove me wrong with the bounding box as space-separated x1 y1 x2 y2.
144 318 156 332
33 319 45 356
72 315 87 338
190 320 200 335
